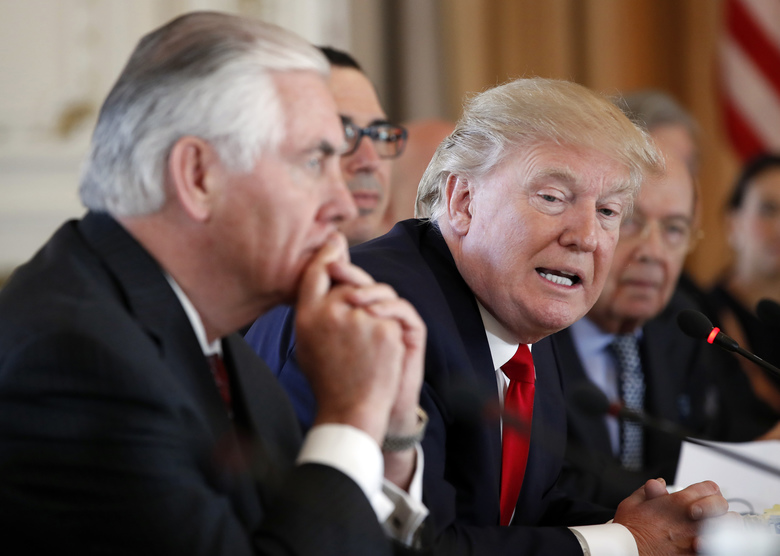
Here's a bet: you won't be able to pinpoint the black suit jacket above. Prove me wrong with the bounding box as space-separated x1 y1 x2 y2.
0 212 410 556
546 293 716 508
247 220 614 556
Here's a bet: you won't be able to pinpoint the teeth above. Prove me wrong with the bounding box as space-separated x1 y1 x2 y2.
539 271 574 287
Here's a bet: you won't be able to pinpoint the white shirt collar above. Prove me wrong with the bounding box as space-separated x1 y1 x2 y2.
165 274 222 357
476 301 531 369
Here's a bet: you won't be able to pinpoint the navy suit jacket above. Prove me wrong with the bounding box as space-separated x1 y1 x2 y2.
546 292 717 508
0 212 413 556
247 219 614 556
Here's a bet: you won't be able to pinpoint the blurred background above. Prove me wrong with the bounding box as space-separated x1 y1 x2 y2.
0 0 776 290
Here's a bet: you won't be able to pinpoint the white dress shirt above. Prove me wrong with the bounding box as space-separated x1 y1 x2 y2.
477 303 639 556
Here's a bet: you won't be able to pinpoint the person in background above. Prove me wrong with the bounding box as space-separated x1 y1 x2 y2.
0 12 431 555
705 153 780 441
550 150 718 508
246 76 729 556
618 89 705 307
320 46 409 246
382 118 455 232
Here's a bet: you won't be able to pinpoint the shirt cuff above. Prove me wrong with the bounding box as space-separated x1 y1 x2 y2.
297 424 428 546
381 444 429 546
569 523 639 556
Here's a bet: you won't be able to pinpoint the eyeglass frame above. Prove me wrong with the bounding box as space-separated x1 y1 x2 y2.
619 211 702 253
341 117 408 159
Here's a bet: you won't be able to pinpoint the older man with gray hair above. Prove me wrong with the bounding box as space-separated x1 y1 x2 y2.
0 11 430 555
248 76 729 556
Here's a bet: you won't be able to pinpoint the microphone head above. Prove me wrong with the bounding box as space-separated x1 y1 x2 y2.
756 298 780 329
568 381 611 417
677 309 714 340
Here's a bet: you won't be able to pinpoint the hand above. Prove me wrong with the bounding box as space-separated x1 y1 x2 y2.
613 479 729 555
294 233 417 444
346 281 427 490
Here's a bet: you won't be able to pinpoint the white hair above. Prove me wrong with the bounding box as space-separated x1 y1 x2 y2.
79 11 329 216
416 77 663 221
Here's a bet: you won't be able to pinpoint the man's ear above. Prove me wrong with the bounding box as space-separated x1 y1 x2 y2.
167 136 221 222
445 174 473 236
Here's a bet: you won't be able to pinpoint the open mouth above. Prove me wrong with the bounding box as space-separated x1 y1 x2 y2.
537 268 581 287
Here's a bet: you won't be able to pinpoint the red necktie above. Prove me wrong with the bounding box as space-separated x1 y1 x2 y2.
208 354 232 410
499 344 535 526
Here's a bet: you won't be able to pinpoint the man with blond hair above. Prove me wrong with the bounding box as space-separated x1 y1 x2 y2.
248 77 729 555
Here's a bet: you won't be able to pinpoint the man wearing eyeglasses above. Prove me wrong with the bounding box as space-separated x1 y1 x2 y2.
546 150 718 508
319 47 408 246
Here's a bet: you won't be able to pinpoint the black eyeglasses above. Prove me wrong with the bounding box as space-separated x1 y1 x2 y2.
342 118 408 159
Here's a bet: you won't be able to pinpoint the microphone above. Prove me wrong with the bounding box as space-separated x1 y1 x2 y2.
570 381 697 440
443 380 532 435
571 382 780 479
676 309 780 380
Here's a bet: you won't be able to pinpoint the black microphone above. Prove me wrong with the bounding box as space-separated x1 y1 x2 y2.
570 381 697 440
443 380 532 435
756 298 780 329
676 309 780 380
571 382 780 479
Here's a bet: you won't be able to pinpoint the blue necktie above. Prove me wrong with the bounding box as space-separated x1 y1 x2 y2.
610 335 644 471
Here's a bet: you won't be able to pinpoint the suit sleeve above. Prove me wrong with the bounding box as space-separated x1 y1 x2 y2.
0 330 403 556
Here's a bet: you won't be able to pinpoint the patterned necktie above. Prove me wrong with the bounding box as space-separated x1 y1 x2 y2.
499 344 535 526
208 353 232 411
610 335 644 471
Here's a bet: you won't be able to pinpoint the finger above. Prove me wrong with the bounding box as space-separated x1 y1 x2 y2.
643 477 669 500
296 234 349 312
689 493 729 520
344 283 400 307
362 298 426 337
327 259 376 288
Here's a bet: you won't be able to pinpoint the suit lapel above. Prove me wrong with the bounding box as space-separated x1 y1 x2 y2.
551 328 614 455
417 225 504 501
77 212 233 439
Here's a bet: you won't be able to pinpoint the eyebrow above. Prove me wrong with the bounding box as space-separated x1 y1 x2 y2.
630 211 693 224
528 168 577 185
300 140 338 159
340 115 392 127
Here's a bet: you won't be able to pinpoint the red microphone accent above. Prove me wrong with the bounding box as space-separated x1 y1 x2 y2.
707 327 720 344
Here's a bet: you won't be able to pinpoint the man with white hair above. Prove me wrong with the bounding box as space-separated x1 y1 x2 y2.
0 12 430 555
247 77 729 556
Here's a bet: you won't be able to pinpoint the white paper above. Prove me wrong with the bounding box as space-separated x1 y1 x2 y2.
674 439 780 514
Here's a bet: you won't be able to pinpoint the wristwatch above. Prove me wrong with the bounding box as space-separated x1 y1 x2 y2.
382 407 429 452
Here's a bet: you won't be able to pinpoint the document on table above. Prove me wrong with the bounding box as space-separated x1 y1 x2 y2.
674 439 780 514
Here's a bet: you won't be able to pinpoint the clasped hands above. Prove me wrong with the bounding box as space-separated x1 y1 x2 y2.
295 233 426 457
615 477 733 555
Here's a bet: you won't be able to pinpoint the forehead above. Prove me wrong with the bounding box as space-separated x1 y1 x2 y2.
498 142 633 198
750 166 780 192
636 154 694 215
274 71 343 153
327 66 385 122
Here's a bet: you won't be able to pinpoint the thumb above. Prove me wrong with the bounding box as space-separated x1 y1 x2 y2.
296 233 349 313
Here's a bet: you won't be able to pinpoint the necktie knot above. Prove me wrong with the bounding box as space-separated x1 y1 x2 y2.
610 335 641 373
501 344 534 384
208 353 232 411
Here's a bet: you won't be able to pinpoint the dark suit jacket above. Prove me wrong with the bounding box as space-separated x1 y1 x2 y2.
546 292 717 508
0 212 411 556
246 219 614 556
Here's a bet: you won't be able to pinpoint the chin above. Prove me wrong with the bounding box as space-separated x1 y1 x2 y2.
527 310 582 340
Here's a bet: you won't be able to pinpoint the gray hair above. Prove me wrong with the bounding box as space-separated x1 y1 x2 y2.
79 11 329 216
415 77 663 221
617 89 698 138
615 88 699 175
